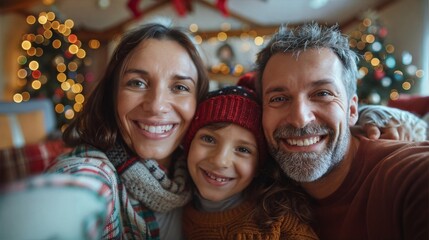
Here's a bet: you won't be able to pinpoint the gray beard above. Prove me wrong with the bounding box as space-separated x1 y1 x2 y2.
269 123 350 182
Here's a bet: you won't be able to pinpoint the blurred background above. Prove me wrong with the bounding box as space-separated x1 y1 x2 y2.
0 0 427 132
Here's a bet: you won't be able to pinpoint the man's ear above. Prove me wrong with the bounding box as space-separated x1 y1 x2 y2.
348 94 359 126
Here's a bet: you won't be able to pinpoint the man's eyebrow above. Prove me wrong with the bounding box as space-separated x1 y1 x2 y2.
264 79 339 95
311 79 340 91
264 86 286 95
311 79 335 86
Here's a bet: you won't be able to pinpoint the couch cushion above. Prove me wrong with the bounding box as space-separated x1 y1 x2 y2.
0 110 47 149
0 139 70 184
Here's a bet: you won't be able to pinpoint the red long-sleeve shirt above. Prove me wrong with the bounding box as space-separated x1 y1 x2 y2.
312 137 429 240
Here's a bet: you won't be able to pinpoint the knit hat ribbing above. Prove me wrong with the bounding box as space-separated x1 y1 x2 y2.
183 85 266 162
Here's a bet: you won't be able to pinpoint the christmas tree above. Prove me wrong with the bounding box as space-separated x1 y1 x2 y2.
14 11 88 130
349 11 423 105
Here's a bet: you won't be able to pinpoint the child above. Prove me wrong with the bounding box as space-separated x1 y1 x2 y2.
182 85 318 239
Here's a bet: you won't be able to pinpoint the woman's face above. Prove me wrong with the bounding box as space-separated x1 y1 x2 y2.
117 39 198 167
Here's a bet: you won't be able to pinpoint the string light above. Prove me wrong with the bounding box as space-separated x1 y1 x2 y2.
351 11 424 104
15 11 98 130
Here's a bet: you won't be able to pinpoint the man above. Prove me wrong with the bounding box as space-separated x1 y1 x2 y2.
255 22 429 239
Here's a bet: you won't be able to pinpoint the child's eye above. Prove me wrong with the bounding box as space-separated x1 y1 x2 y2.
237 146 251 154
201 135 215 144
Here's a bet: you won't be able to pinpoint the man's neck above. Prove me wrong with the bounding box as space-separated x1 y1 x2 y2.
301 136 360 199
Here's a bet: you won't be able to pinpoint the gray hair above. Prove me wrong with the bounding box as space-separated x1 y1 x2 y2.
255 22 359 99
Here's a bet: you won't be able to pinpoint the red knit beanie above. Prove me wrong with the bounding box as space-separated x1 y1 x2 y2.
183 85 267 162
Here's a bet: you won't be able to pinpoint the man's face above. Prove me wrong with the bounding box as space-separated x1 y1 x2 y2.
261 48 358 182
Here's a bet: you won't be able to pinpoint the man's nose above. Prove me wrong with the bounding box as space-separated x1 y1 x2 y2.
286 99 316 128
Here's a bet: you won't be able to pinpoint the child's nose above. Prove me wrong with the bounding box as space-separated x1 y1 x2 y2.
209 146 233 168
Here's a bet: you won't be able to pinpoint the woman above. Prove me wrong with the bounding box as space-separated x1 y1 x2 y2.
47 22 209 239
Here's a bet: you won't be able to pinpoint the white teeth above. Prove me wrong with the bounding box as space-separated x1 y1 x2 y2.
286 136 320 146
139 124 173 134
205 171 229 182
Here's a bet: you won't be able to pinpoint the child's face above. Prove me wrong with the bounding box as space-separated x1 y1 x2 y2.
187 124 259 202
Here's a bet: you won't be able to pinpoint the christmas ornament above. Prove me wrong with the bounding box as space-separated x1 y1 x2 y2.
172 0 192 16
368 91 381 104
216 0 229 16
127 0 143 18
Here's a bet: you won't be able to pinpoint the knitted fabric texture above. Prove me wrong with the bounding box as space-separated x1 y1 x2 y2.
106 143 191 212
183 85 266 161
106 143 191 238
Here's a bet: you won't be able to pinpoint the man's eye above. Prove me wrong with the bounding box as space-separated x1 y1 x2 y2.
311 90 335 101
269 96 286 103
315 91 333 97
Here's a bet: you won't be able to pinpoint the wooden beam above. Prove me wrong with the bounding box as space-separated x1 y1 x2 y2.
196 25 280 40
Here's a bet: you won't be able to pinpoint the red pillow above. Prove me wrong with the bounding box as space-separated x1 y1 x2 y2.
0 140 70 184
387 95 429 117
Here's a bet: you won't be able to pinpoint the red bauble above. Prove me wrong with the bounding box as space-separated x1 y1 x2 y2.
374 69 385 80
379 27 388 38
127 0 143 18
217 0 229 16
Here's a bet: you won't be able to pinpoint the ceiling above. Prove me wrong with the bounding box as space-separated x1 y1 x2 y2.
2 0 397 41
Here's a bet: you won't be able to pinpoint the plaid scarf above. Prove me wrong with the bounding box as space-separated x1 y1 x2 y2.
106 143 191 239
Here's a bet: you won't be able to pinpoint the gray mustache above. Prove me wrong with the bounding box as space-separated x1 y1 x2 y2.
273 123 332 139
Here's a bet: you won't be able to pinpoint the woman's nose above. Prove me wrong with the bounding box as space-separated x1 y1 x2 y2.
141 89 171 114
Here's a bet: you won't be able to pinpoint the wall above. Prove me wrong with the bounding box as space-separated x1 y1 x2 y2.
380 0 428 94
344 0 428 95
0 14 28 100
0 0 427 99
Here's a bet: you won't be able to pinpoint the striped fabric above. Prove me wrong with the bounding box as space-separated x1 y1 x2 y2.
47 145 161 239
0 139 69 184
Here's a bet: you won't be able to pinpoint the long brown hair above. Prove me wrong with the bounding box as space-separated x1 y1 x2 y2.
63 23 209 150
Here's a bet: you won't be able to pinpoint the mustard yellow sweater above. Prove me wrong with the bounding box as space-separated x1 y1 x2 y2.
183 200 318 240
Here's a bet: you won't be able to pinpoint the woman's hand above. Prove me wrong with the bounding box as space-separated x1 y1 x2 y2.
360 120 411 140
354 105 427 141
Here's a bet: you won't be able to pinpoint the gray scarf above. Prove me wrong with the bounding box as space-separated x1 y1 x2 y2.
106 142 191 213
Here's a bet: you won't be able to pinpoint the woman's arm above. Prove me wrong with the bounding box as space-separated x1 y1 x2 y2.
354 105 427 141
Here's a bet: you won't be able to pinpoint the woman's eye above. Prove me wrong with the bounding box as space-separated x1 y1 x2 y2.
126 79 147 88
173 84 190 92
201 135 215 144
